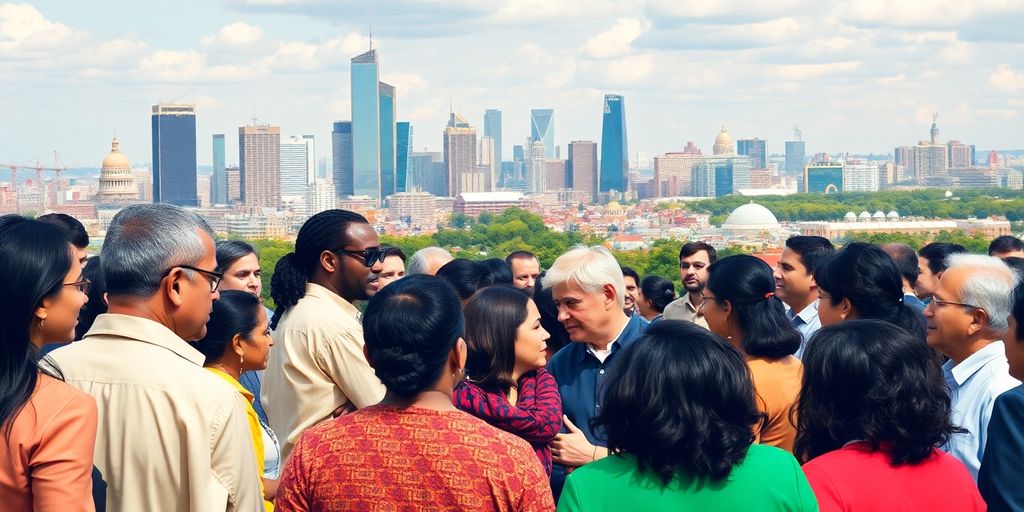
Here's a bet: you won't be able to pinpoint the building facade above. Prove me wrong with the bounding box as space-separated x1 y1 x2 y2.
567 140 598 203
280 135 315 199
843 159 880 192
484 109 503 185
599 94 628 194
212 134 227 204
351 50 381 202
444 112 477 196
737 138 767 169
785 141 805 174
530 109 555 159
379 82 397 199
332 121 353 197
239 125 281 209
803 163 844 193
396 121 412 194
151 103 197 206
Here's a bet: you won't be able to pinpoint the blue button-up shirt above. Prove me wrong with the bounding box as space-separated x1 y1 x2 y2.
788 301 821 359
942 341 1020 481
545 314 647 498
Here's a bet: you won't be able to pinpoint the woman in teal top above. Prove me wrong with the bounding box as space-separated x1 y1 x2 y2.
557 320 818 511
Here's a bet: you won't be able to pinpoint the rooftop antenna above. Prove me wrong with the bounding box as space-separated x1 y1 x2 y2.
793 125 802 142
251 100 258 127
368 7 373 52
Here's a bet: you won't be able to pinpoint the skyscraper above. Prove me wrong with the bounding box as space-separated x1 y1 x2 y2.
280 135 315 198
332 121 353 197
351 49 381 201
212 134 226 205
785 141 805 174
803 163 844 193
239 125 281 209
526 140 546 194
948 140 972 170
693 157 750 197
599 94 628 194
843 159 879 192
653 142 703 197
530 109 555 159
894 146 916 181
379 82 396 199
568 140 598 203
396 122 412 193
737 138 767 169
479 136 497 191
484 109 503 183
444 112 478 196
151 103 198 206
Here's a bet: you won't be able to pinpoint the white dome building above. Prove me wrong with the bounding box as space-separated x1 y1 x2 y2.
97 137 140 206
887 211 900 220
844 212 857 222
713 126 735 156
872 211 886 221
858 211 871 222
721 202 781 232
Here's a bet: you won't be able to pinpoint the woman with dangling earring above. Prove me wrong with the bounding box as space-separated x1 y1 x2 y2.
195 290 279 510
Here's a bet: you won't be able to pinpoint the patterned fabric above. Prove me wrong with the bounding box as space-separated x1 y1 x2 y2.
275 405 555 512
453 369 563 475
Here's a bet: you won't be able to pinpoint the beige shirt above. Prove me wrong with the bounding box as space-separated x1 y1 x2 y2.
50 314 262 512
262 283 385 460
662 294 710 329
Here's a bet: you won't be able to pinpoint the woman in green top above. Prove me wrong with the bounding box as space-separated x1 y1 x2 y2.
557 320 818 512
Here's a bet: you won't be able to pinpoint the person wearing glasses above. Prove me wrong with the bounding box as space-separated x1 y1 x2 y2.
0 216 96 511
264 209 386 460
50 204 263 512
924 254 1020 480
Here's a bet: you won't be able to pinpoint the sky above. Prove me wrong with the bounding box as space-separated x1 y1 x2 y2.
1 0 1022 169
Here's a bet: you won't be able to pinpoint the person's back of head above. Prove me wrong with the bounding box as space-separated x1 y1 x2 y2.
815 242 925 339
882 243 920 290
796 320 955 465
784 236 835 275
269 209 369 328
436 259 492 301
1002 256 1024 281
37 212 89 249
919 242 968 275
75 255 107 340
480 258 513 286
706 255 801 358
407 247 453 276
595 320 761 485
640 275 675 314
989 235 1024 258
362 275 464 397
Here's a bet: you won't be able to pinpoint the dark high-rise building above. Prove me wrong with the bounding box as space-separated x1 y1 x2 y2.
379 82 396 198
530 109 555 159
785 141 805 174
568 140 598 203
151 103 198 206
737 138 767 169
599 94 628 194
211 134 226 205
332 121 353 197
803 163 844 193
484 109 503 184
396 122 412 193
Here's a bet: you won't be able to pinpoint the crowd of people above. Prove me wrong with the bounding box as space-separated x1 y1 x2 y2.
2 204 1024 511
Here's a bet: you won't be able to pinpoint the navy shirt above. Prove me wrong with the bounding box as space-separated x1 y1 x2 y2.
545 314 647 499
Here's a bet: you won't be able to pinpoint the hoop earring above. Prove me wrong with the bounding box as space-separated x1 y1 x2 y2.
239 353 245 369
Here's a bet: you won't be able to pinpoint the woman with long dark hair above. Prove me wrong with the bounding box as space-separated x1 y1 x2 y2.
0 215 96 510
636 275 674 323
557 321 815 511
453 286 562 474
813 242 927 340
195 290 279 510
701 255 803 452
798 320 984 511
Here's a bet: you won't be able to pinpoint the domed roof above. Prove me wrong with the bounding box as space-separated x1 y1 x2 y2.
872 211 885 219
844 212 857 221
715 127 733 147
102 137 130 170
887 211 899 219
713 126 735 156
606 201 623 211
722 202 779 229
858 211 871 220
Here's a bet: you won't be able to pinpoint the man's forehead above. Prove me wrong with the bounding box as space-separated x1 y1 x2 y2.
552 281 596 300
681 251 710 264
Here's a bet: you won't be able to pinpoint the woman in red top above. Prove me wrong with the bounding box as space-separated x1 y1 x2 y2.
276 275 554 512
797 320 984 511
454 286 563 474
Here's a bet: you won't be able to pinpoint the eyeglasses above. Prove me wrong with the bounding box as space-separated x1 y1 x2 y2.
64 278 91 294
333 247 385 268
164 265 223 291
931 297 984 312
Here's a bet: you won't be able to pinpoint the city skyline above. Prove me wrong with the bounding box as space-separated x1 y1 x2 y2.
2 0 1023 168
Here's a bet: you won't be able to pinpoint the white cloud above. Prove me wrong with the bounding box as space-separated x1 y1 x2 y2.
877 74 906 85
840 0 1024 27
990 64 1024 93
579 18 650 60
647 0 812 21
603 53 654 85
492 0 638 23
381 72 427 93
201 22 264 48
640 17 805 50
0 3 82 54
774 61 861 80
137 50 207 81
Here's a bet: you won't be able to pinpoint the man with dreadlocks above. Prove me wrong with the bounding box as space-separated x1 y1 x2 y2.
262 209 386 460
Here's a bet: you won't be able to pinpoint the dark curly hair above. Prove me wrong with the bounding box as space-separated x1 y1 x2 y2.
362 274 464 397
794 320 959 465
594 320 762 485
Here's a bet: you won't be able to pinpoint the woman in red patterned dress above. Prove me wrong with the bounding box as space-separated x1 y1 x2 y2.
275 275 555 512
454 286 563 475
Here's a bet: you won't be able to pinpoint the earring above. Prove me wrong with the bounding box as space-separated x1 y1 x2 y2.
239 353 245 369
39 318 45 327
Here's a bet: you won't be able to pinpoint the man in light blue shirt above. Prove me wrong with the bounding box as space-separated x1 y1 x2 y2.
925 254 1020 480
774 236 834 359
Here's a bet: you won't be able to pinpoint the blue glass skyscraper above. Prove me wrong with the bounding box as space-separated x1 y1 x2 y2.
396 122 412 193
599 94 628 194
484 109 502 185
351 50 381 201
737 138 767 169
530 109 555 159
332 121 353 197
212 134 226 204
379 82 396 198
151 103 198 207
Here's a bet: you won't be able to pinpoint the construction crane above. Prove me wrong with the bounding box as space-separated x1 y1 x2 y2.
0 152 66 210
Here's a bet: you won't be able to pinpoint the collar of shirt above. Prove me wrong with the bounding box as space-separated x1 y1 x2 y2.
581 315 635 362
304 281 361 319
684 294 703 314
207 367 255 404
787 301 819 325
84 313 206 366
943 340 1007 388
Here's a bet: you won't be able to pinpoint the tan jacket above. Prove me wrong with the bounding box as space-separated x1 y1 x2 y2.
662 294 710 329
51 314 263 512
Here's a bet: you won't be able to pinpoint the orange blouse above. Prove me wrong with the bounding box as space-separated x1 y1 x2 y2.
748 356 803 453
0 373 98 511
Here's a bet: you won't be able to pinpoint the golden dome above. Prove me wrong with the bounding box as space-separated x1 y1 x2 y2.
102 137 131 170
713 126 734 156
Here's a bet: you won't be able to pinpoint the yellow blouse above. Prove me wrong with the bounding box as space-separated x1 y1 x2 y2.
208 368 273 511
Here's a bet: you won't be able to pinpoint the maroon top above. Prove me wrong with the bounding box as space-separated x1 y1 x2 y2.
453 369 562 475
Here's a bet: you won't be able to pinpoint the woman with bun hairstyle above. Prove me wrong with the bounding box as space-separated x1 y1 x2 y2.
636 275 675 324
275 275 555 511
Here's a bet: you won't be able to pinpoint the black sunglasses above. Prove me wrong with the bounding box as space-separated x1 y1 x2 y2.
333 247 385 268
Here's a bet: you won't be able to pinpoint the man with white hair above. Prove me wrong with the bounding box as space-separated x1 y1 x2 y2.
924 253 1021 480
543 245 647 498
406 246 453 276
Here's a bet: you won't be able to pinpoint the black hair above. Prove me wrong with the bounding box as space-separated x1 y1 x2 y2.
815 243 926 340
480 258 513 286
594 320 761 485
270 209 368 328
784 236 835 274
918 242 967 275
37 212 89 248
640 275 675 313
75 255 108 341
1012 281 1024 341
881 243 920 288
362 274 464 397
463 286 531 392
194 290 264 365
679 241 717 263
505 250 537 266
215 240 259 274
0 216 69 436
620 266 640 285
990 235 1024 256
533 272 571 356
435 259 493 301
383 246 406 262
795 320 959 465
1004 257 1024 282
706 255 801 358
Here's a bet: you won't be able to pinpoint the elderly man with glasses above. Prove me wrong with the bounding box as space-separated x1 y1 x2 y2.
925 254 1021 480
50 204 262 512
